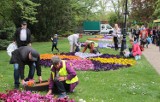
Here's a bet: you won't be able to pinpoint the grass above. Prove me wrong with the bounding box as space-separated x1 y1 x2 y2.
0 35 160 102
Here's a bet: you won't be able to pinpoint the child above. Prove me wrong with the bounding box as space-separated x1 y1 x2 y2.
51 34 59 53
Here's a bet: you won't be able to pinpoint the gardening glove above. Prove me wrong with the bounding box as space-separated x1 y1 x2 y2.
21 79 26 85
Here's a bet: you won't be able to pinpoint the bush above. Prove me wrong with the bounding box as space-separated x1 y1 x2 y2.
0 39 11 50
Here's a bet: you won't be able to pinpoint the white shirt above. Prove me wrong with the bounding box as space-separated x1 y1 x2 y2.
20 29 27 41
112 28 121 37
68 34 79 46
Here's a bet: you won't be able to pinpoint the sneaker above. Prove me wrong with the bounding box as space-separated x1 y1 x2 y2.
135 56 139 60
138 55 141 59
58 92 67 98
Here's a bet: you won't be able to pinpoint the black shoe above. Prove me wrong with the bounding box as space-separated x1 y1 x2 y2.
24 78 29 81
14 85 19 89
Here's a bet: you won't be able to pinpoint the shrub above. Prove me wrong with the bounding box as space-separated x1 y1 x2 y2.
0 39 11 50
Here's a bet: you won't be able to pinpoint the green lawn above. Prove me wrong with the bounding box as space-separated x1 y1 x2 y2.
0 35 160 102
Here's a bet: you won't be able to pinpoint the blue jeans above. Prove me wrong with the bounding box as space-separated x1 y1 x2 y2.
13 63 36 87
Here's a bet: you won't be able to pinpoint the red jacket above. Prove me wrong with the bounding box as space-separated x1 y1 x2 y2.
132 43 142 56
140 30 148 39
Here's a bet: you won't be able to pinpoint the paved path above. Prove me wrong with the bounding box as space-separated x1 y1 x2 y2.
142 44 160 74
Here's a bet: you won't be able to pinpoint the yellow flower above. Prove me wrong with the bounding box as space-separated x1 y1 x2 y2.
88 57 136 66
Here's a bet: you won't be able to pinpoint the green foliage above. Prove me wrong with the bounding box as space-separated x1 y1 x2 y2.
153 0 160 19
0 0 12 22
31 0 77 41
0 18 16 44
107 12 119 26
130 0 157 25
0 39 11 50
16 0 40 24
30 0 100 41
0 27 15 40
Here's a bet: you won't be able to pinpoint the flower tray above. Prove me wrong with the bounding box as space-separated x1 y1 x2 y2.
24 80 49 91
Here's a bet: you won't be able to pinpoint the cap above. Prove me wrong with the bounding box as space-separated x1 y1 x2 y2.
21 21 27 25
31 50 39 61
51 56 61 66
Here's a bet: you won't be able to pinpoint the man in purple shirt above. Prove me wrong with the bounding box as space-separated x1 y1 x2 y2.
46 56 79 98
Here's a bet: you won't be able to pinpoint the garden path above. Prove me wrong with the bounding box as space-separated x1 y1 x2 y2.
142 44 160 74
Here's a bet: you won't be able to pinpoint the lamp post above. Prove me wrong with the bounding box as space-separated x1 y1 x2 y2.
120 0 128 55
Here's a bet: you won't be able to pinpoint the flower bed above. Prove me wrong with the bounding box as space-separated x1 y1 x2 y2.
40 53 136 71
0 90 75 102
68 59 94 71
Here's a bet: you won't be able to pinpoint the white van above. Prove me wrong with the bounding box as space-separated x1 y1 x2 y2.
100 24 114 34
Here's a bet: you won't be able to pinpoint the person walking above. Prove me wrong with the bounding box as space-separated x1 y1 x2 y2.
134 25 140 43
140 26 148 48
51 34 59 53
10 46 42 89
14 21 31 48
67 33 82 52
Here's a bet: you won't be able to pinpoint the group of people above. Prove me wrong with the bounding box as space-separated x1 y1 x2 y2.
131 25 150 49
51 32 100 54
9 21 152 98
9 21 79 98
125 24 156 60
112 23 142 60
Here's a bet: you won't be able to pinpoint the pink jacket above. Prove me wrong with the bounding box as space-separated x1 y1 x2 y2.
132 43 142 56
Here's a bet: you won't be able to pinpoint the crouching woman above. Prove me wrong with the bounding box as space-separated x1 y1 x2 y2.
46 56 79 98
130 39 142 60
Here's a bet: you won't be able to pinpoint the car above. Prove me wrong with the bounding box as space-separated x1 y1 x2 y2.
100 24 114 34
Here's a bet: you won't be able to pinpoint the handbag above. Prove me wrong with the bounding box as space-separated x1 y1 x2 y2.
7 42 18 57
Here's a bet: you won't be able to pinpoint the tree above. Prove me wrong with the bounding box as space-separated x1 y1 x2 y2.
16 0 40 24
130 0 157 25
153 0 160 19
0 0 12 25
0 0 16 49
106 0 132 26
31 0 76 41
93 0 109 21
